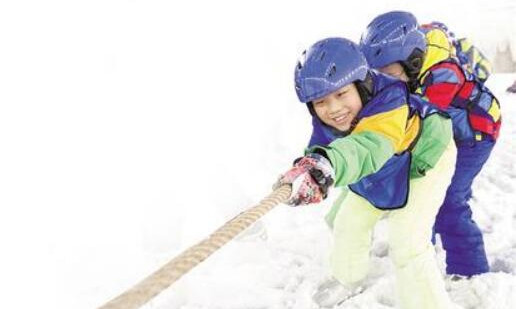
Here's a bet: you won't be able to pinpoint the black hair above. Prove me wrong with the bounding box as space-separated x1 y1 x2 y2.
355 72 374 104
400 48 425 92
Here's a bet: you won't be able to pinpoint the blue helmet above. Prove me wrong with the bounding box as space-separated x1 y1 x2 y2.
359 11 427 69
294 37 369 103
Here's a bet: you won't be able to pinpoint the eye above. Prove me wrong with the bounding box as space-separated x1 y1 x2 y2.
337 91 346 97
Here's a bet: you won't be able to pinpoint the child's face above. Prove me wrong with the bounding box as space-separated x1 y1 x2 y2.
378 62 409 82
313 83 363 132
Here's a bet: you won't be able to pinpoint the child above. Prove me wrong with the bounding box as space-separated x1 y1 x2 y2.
275 37 457 308
360 11 502 278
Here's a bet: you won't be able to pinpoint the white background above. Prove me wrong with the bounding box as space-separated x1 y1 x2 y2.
0 1 515 308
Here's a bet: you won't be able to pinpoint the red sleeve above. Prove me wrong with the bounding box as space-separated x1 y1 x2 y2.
420 62 465 110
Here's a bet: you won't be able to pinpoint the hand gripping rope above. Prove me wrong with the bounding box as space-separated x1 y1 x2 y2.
98 185 292 309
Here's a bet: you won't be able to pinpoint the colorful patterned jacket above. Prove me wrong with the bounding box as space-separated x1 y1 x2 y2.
307 72 452 210
416 26 501 144
455 37 492 83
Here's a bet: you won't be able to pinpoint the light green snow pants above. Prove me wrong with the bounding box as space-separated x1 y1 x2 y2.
330 142 457 309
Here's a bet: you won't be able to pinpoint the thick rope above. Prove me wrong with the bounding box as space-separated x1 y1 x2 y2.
98 184 292 309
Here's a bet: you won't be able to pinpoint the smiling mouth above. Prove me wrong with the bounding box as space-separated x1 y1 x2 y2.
332 113 349 124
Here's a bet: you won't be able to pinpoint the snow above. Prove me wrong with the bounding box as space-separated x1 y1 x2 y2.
160 76 516 309
0 1 515 309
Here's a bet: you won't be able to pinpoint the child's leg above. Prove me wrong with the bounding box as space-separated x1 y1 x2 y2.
324 188 349 229
388 143 457 309
434 140 495 276
331 190 383 285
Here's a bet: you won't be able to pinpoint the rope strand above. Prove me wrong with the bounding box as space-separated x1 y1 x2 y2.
98 185 292 309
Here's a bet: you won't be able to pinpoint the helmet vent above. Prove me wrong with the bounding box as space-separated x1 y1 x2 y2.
327 64 337 77
375 48 382 56
319 51 326 61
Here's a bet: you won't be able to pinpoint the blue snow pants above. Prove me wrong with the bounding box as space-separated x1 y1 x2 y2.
433 139 496 276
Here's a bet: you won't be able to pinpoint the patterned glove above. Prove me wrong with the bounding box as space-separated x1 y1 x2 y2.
274 153 335 206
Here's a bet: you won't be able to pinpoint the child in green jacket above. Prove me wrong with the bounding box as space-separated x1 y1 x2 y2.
275 37 457 308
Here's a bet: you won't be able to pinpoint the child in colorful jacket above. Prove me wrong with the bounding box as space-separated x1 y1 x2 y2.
360 11 502 278
275 37 457 308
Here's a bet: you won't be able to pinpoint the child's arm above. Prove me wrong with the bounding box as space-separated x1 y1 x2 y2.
416 62 466 110
307 104 409 187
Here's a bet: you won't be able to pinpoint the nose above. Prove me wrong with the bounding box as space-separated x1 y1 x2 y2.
327 96 342 114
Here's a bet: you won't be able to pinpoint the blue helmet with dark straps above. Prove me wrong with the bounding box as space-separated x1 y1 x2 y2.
294 37 369 103
359 11 427 69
